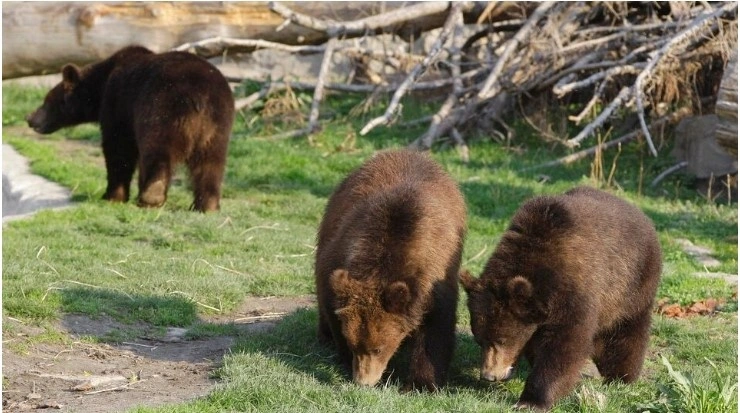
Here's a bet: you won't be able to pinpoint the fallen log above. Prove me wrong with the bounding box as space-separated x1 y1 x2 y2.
2 1 491 79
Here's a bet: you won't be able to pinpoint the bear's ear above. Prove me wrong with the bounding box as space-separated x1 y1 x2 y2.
382 281 410 314
61 64 81 87
507 276 533 302
329 269 354 297
507 276 548 323
459 269 480 293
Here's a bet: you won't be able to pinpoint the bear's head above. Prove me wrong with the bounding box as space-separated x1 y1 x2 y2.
27 64 97 134
329 268 414 387
460 269 549 382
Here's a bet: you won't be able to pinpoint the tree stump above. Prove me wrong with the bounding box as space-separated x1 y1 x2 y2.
715 51 738 157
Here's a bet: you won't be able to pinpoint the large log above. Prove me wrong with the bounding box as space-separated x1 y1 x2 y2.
2 1 494 80
715 52 738 157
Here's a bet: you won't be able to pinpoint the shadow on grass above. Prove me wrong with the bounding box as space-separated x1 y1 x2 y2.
229 307 521 402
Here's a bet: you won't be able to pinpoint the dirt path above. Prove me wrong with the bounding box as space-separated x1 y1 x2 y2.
2 296 316 412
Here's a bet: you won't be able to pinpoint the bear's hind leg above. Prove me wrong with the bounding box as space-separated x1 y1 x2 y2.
137 151 172 208
593 309 651 383
188 149 226 212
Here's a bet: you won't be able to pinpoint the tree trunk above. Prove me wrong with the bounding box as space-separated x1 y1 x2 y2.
715 52 738 157
2 1 492 79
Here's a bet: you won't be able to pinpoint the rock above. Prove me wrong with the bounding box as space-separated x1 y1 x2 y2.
675 238 722 268
671 115 737 179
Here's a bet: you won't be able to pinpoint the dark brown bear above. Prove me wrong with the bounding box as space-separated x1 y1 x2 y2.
26 45 234 212
315 150 466 391
460 186 662 410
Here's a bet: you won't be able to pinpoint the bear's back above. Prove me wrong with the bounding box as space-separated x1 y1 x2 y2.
103 50 234 122
316 150 466 287
505 186 661 327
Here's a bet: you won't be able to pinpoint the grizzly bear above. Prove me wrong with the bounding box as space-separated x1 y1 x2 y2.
26 45 234 212
315 150 466 391
460 186 662 410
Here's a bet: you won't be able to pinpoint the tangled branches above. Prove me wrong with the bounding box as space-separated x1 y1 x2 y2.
179 1 738 162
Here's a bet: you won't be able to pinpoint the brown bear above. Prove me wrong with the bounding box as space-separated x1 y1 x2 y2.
26 45 234 212
315 150 466 391
460 186 662 410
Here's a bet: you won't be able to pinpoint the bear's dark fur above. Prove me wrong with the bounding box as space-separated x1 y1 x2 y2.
27 45 234 212
460 186 662 410
315 150 466 391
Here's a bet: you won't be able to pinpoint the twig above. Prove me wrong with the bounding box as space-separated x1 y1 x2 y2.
83 380 146 395
463 244 488 266
252 128 313 141
121 342 158 350
531 107 692 170
422 4 467 152
450 128 470 163
478 2 557 100
566 86 631 148
234 312 287 323
235 83 277 112
174 36 325 54
360 2 465 136
105 268 128 279
307 36 338 140
553 64 645 97
651 161 689 188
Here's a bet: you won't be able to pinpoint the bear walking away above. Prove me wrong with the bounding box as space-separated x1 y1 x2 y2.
27 45 235 212
460 186 662 410
315 150 466 391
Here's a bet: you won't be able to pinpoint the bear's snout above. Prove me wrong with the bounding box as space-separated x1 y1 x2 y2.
480 345 516 382
26 109 50 134
480 366 513 382
352 353 388 387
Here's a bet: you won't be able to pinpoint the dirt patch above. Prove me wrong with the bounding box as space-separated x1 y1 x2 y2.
2 295 316 412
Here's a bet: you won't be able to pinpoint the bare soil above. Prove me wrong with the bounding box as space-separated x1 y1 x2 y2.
2 295 316 412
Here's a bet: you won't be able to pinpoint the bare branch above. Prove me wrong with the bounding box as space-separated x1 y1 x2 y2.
360 2 466 136
566 86 631 148
531 107 692 170
174 36 325 54
650 161 689 188
478 2 557 100
633 2 737 157
269 1 474 38
307 36 338 140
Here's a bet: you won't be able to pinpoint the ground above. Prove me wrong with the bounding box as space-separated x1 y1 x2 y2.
2 296 316 412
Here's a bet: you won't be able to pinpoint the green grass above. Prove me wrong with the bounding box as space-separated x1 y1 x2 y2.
3 84 737 412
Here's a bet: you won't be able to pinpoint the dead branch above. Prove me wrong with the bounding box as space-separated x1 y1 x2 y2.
174 37 325 54
633 2 737 156
530 107 692 170
269 1 474 38
307 36 338 140
181 1 736 167
360 2 466 136
651 161 689 188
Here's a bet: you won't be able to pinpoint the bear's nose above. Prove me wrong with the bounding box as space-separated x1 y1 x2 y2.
26 111 41 128
480 366 513 382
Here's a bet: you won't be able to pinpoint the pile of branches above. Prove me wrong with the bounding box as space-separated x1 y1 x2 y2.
179 2 738 164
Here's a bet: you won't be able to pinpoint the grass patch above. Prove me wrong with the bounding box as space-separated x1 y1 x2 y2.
3 84 736 412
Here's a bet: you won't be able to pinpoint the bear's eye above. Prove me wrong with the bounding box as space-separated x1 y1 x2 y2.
371 348 382 355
